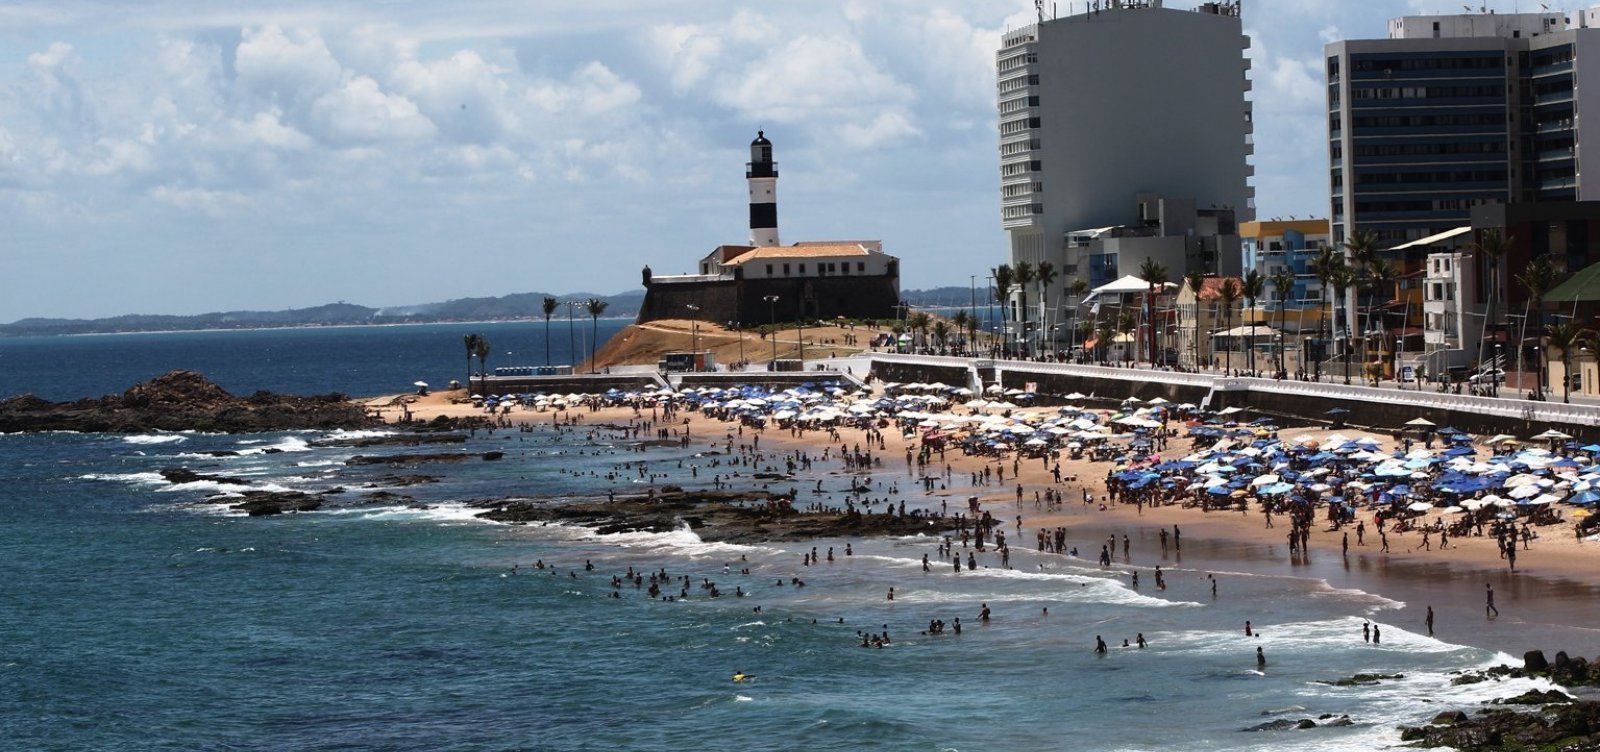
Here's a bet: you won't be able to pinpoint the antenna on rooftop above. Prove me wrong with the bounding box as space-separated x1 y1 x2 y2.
1036 0 1045 23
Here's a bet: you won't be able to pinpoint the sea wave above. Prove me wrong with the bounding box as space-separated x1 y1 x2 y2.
587 523 780 559
236 437 311 454
123 434 187 445
78 471 167 486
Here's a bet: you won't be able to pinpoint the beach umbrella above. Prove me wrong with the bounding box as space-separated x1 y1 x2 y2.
1324 407 1350 415
1572 491 1600 506
1407 501 1434 513
414 381 428 387
1533 429 1574 441
1405 417 1436 427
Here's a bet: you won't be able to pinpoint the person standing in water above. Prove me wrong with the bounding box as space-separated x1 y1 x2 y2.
1256 646 1266 669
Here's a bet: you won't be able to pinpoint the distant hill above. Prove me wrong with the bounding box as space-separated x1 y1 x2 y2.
2 285 984 337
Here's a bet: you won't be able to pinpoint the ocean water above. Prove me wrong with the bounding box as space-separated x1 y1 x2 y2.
0 327 1556 751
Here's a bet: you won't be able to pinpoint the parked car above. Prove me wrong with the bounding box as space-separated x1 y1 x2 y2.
1468 368 1506 384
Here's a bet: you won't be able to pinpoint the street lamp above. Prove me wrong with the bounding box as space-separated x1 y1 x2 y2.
1395 337 1403 389
1494 343 1504 396
1533 345 1543 400
763 295 780 367
686 304 701 372
565 301 581 370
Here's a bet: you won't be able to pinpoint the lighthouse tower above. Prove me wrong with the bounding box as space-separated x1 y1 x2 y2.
746 131 779 247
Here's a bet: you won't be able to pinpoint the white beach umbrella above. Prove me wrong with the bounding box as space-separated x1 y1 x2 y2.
1407 502 1434 513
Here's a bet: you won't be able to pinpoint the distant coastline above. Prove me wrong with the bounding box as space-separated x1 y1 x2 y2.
1 285 976 338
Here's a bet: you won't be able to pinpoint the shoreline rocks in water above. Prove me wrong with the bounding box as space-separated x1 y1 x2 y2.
1398 650 1600 750
474 490 954 544
0 370 378 433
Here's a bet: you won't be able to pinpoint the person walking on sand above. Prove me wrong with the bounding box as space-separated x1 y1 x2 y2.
1486 583 1499 618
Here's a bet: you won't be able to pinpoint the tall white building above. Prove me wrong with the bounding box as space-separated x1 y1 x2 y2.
997 0 1255 328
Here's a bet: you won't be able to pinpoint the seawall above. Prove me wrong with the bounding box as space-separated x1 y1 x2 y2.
868 354 1600 439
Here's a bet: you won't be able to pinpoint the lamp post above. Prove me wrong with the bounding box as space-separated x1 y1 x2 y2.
1395 337 1403 389
797 303 805 371
565 301 579 370
763 295 780 367
1533 345 1543 400
686 304 701 372
969 275 978 357
1494 343 1504 397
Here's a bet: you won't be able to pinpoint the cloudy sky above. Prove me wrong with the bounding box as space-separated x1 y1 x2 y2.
0 0 1541 320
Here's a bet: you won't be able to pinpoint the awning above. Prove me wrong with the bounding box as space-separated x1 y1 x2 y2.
1211 325 1278 338
1091 274 1178 296
1545 260 1600 303
1387 226 1471 252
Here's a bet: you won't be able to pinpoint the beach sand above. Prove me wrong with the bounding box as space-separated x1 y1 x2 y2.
372 388 1600 657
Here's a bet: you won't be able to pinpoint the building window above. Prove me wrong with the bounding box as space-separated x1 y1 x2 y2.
857 262 865 273
783 263 791 276
766 264 773 276
799 263 806 275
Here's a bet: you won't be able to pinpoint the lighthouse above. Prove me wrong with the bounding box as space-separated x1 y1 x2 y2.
746 131 779 247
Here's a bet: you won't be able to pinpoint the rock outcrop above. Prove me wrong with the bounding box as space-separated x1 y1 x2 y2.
0 371 378 433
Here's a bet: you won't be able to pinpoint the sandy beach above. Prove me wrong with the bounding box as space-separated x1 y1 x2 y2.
370 387 1600 657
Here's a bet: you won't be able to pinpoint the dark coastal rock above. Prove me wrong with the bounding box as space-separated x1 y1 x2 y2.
473 490 954 544
1318 673 1404 687
160 468 248 486
482 451 504 461
0 370 378 433
362 474 440 488
345 452 472 466
227 491 325 516
1242 715 1350 732
1404 652 1600 749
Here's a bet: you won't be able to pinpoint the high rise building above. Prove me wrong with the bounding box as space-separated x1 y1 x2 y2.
996 1 1254 344
1327 8 1600 252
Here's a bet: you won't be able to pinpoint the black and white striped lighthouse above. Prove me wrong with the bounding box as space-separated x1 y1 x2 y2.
746 130 779 247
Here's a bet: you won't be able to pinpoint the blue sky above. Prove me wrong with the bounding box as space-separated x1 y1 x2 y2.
0 0 1544 320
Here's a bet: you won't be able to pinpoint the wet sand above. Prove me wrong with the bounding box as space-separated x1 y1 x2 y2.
375 389 1600 657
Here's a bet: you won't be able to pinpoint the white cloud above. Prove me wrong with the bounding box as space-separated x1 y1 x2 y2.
233 26 343 111
308 75 436 144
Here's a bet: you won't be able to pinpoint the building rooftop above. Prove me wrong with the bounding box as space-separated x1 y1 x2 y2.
720 243 877 265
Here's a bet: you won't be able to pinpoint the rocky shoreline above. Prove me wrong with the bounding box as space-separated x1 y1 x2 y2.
475 488 953 544
1398 651 1600 750
0 370 378 433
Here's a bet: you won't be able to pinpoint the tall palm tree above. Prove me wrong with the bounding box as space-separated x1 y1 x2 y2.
1311 246 1342 380
541 296 559 366
1035 261 1058 354
1270 267 1296 376
1217 278 1241 374
933 320 951 352
991 264 1015 355
908 311 931 350
1013 261 1036 354
463 333 482 390
1515 255 1559 341
1363 258 1397 377
1185 270 1207 369
1095 321 1115 364
1545 321 1596 403
1137 258 1169 365
951 309 971 356
1329 265 1356 385
1068 277 1090 355
1472 228 1512 372
585 298 609 373
472 335 491 394
1241 270 1265 376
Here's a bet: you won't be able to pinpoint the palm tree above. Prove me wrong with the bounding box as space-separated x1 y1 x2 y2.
1095 321 1115 364
1241 270 1265 376
1269 267 1296 376
1472 228 1512 372
908 311 931 351
1545 321 1596 403
1137 258 1169 366
1328 265 1356 385
951 309 971 356
1013 261 1036 354
1515 255 1559 341
1117 311 1136 365
1311 246 1342 380
541 296 559 366
933 320 951 352
991 264 1015 355
1216 278 1241 374
1363 258 1397 378
472 335 491 394
1035 261 1058 354
585 298 609 372
463 333 482 390
1185 270 1207 369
